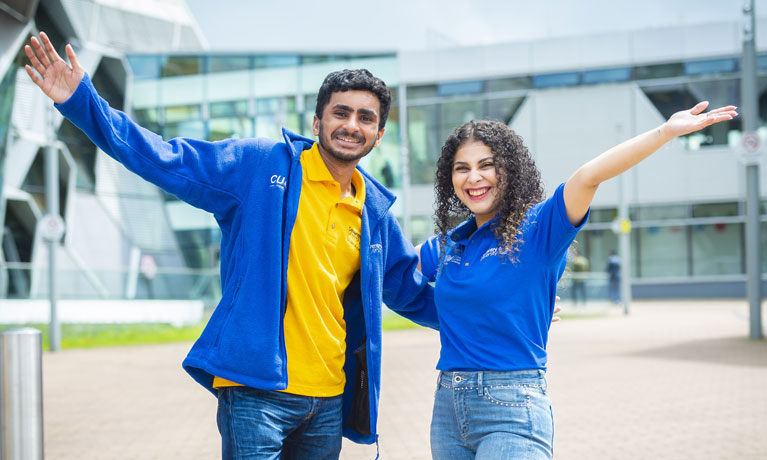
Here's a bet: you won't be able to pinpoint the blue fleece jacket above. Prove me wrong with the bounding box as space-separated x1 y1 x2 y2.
55 74 439 444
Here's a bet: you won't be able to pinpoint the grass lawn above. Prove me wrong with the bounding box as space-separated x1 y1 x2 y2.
0 310 605 350
0 323 206 351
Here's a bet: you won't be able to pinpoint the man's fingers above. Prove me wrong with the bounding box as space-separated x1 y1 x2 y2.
30 36 52 68
40 32 63 63
24 65 44 88
65 44 82 72
25 45 47 76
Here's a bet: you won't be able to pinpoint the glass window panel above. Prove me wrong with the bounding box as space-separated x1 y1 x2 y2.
161 56 202 77
127 55 161 79
635 62 684 80
410 216 435 246
761 222 767 273
485 97 525 125
533 72 580 88
582 67 632 84
133 108 159 123
253 55 300 69
691 202 739 218
210 100 249 118
305 94 318 116
360 111 400 188
255 115 284 139
208 117 254 141
437 80 484 97
208 55 252 73
637 225 687 277
163 121 205 140
589 208 619 223
485 77 531 92
583 229 619 281
256 97 281 114
637 204 688 220
164 105 201 123
439 99 483 142
407 85 438 100
691 223 743 275
684 58 738 76
407 104 441 185
759 55 767 71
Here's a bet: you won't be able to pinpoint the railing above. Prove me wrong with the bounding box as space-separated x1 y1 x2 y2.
0 262 220 303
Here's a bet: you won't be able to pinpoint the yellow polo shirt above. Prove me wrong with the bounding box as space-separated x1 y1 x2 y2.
213 143 364 396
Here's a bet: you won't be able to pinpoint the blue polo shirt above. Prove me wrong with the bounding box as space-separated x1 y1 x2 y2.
420 183 588 372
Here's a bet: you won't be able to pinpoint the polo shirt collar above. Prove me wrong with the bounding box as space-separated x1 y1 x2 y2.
302 143 366 211
450 215 499 243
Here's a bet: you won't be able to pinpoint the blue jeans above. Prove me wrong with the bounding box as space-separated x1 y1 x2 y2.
430 370 554 460
217 386 343 460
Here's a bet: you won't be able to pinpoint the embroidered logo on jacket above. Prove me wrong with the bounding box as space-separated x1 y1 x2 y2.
370 243 383 253
270 175 286 190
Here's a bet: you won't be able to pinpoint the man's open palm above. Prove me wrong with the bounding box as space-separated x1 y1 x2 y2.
25 32 84 104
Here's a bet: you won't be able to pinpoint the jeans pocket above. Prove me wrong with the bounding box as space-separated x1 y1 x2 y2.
483 385 531 407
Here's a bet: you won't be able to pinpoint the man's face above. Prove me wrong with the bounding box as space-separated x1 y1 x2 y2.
313 90 385 165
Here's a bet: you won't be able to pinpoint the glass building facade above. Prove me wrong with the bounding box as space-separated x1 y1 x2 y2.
126 50 767 299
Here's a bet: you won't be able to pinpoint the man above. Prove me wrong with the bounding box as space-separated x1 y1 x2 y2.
606 249 621 304
570 249 589 307
25 33 438 459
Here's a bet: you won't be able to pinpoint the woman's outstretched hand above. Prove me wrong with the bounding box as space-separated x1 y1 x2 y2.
662 102 738 139
24 32 84 104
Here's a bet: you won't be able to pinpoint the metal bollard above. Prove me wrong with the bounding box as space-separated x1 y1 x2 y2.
0 328 43 460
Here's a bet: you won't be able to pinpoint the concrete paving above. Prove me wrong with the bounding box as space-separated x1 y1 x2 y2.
40 300 767 459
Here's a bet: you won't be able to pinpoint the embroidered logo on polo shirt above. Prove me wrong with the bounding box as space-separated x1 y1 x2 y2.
444 254 462 264
347 227 361 251
370 243 383 253
480 246 512 261
270 174 286 190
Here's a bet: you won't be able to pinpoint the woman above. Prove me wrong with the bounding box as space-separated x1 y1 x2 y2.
418 102 736 459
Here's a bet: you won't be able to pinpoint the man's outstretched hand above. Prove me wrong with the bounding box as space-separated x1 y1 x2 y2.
25 32 84 104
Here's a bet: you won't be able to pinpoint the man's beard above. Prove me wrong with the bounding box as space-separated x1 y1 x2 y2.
318 123 375 163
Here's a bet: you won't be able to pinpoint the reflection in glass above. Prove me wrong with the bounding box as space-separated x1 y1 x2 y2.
209 117 254 141
161 56 202 77
636 225 687 277
163 121 205 140
164 105 202 123
691 223 743 275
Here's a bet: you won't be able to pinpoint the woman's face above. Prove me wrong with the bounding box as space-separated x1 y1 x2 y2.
451 141 501 228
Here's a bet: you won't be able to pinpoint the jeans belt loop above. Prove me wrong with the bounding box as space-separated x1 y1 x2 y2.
477 371 483 395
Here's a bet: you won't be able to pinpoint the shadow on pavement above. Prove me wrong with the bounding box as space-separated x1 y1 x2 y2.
628 336 767 368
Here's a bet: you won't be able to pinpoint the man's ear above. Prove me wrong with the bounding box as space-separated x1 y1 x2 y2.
373 128 385 148
312 115 320 136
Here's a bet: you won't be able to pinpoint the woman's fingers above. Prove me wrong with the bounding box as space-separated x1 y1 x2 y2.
689 101 709 116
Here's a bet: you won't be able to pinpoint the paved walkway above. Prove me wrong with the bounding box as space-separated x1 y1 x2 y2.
41 300 766 459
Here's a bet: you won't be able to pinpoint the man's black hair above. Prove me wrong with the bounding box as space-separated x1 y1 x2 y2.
315 69 391 131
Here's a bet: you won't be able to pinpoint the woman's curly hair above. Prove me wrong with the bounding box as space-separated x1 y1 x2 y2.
434 120 544 262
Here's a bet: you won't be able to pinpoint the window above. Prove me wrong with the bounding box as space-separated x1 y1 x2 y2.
533 72 580 89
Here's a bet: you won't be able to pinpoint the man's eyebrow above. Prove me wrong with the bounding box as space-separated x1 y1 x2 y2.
331 104 378 118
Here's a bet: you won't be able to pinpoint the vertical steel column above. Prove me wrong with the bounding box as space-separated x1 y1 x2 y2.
45 105 60 351
398 84 411 241
742 0 764 340
0 328 44 460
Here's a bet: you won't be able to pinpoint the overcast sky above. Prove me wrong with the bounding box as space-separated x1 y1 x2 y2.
186 0 767 52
